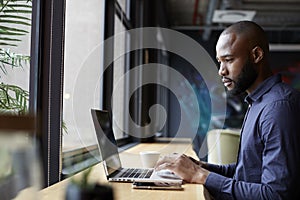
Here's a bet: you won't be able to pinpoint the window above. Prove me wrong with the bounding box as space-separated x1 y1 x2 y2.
61 0 134 177
113 0 130 139
0 1 32 115
62 0 105 176
113 15 127 139
29 0 167 186
63 0 104 152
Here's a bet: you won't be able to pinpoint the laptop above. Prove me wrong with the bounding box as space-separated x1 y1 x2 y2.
91 109 182 183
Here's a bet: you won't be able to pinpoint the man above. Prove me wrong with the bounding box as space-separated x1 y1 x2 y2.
155 21 300 199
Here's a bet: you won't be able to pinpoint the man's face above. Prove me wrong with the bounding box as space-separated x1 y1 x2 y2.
216 33 258 95
228 57 258 95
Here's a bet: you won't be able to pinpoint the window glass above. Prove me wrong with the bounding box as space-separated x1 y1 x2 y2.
0 1 32 115
113 15 127 139
63 0 105 152
117 0 127 12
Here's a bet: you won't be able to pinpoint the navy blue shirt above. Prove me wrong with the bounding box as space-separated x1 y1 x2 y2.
204 74 300 200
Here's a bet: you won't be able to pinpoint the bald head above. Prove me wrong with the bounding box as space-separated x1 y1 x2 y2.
221 21 269 57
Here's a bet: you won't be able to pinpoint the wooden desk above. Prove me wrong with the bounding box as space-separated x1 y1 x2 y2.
17 138 212 200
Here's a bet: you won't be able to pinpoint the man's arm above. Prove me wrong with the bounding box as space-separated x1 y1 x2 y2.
188 156 236 178
205 163 236 178
155 153 280 199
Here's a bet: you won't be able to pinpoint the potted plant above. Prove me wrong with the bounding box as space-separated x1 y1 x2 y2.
0 0 32 115
0 0 69 133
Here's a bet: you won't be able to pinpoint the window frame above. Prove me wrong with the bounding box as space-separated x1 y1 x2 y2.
30 0 65 187
104 0 139 144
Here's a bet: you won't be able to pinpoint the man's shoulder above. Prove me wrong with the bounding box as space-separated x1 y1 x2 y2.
267 82 300 102
253 82 300 113
257 83 300 116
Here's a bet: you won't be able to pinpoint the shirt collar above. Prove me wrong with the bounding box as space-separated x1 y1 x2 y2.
245 74 282 105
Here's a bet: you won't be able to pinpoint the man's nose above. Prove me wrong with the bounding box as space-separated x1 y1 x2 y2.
218 63 227 76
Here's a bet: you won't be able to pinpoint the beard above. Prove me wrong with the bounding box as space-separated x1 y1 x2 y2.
228 58 258 96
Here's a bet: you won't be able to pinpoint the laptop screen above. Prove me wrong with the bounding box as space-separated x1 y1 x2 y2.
91 109 122 176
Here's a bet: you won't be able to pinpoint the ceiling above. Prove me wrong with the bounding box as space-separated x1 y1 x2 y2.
166 0 300 44
165 0 300 43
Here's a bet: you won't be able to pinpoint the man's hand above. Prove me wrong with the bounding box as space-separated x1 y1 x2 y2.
188 156 208 168
154 153 210 184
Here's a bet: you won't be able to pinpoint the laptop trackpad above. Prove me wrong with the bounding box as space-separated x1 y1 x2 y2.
156 169 181 179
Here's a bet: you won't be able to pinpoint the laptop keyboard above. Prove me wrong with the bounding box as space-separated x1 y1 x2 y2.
119 168 154 179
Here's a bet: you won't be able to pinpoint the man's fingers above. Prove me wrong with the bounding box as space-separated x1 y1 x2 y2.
154 157 169 168
154 153 181 168
155 162 174 171
189 156 200 164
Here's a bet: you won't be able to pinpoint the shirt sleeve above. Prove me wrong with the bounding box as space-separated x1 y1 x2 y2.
205 163 236 178
204 173 277 200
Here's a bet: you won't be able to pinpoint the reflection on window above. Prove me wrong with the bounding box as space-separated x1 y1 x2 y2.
113 15 127 139
63 0 105 152
117 0 127 13
112 0 131 140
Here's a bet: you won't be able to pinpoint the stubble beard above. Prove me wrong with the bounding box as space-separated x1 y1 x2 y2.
228 59 258 96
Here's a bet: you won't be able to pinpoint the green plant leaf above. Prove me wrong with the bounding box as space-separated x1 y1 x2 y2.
0 48 30 71
6 4 31 8
0 25 28 33
3 9 31 14
0 42 17 46
0 83 29 115
0 37 21 41
0 14 31 21
0 0 31 48
0 31 26 36
0 19 31 26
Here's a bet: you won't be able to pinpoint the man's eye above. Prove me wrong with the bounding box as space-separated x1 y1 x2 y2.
225 59 233 62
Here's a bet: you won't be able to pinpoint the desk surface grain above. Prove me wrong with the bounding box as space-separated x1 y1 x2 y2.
17 138 212 200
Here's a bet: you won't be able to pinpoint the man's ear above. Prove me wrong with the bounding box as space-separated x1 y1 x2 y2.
251 46 264 63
